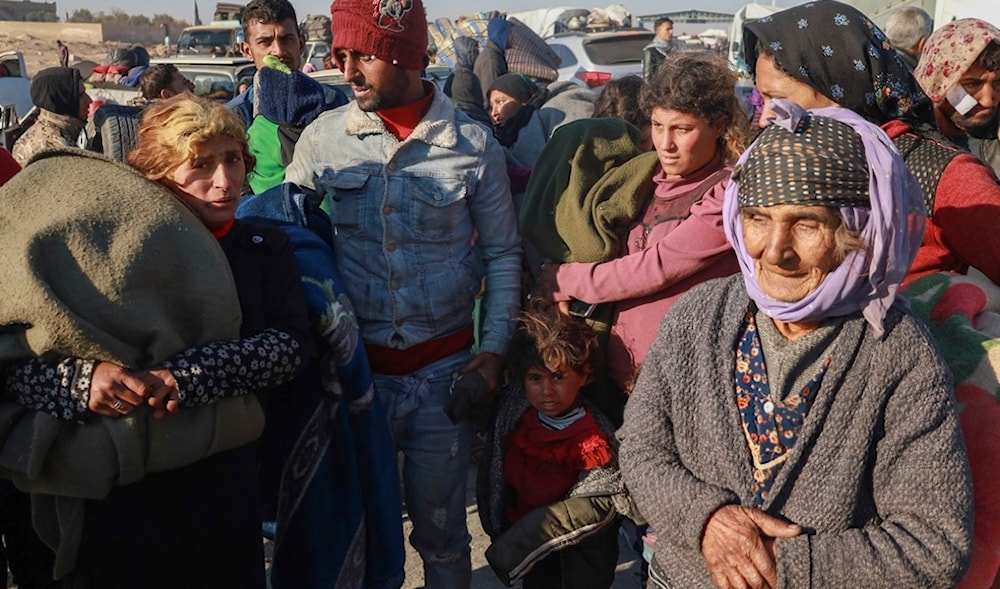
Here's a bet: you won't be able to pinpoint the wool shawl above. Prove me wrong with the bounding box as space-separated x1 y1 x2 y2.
238 183 406 589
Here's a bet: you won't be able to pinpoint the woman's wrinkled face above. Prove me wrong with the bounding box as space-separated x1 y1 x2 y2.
741 204 843 302
754 54 838 127
649 106 723 178
523 363 590 418
489 89 525 126
167 135 245 230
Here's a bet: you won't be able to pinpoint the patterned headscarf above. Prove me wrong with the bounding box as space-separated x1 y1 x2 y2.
724 99 926 337
916 19 1000 101
743 0 937 134
736 115 869 208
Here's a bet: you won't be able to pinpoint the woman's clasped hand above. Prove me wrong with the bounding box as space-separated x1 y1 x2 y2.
86 362 180 419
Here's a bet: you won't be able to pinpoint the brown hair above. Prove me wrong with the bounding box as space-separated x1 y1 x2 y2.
593 74 648 132
138 63 180 101
508 304 601 379
640 53 748 164
128 94 255 182
241 0 298 39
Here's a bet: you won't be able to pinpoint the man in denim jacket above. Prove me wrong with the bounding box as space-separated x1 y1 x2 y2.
284 0 522 586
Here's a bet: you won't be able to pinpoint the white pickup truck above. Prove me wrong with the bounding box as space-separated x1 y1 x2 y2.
85 56 256 106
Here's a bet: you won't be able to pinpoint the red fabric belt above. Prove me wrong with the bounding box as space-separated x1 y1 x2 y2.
366 324 474 376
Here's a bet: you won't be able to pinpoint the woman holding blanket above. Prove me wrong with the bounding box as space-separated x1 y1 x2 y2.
534 54 745 406
1 95 310 588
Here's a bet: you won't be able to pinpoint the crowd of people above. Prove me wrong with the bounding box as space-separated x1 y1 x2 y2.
2 0 1000 588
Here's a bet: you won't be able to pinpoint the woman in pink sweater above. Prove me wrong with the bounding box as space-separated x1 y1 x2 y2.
539 54 746 392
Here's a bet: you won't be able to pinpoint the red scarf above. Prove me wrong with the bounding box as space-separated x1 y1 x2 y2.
504 410 612 523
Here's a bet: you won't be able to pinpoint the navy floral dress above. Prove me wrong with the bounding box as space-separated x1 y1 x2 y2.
734 311 832 507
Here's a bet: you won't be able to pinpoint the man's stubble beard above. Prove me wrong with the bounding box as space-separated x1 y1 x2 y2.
952 108 1000 139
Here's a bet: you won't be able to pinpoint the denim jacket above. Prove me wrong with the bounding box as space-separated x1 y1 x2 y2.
285 90 522 356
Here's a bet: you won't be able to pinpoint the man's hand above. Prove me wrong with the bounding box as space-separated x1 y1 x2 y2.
459 352 504 395
87 361 153 418
701 505 802 589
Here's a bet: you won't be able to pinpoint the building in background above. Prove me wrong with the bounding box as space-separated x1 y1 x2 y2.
0 0 57 21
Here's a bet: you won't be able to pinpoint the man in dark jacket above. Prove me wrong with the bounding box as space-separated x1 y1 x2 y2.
641 18 676 83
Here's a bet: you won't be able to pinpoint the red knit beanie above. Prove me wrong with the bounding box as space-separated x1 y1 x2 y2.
330 0 429 71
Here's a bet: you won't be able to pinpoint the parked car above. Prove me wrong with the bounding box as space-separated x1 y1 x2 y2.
176 22 244 57
0 51 32 127
83 56 256 162
308 64 452 100
545 29 654 91
86 56 257 106
303 40 330 71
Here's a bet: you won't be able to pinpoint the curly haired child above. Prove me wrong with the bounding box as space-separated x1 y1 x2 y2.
476 305 633 589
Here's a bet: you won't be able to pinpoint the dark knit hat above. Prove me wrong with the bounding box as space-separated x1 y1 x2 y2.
487 73 537 104
330 0 428 70
30 67 83 118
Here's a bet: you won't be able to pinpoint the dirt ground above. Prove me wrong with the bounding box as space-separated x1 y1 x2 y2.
1 30 170 78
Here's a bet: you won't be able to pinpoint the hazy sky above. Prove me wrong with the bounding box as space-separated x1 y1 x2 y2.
57 0 788 25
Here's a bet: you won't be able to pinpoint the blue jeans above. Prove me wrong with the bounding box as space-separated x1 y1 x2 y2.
374 351 473 589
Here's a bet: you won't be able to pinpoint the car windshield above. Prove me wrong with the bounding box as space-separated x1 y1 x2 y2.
584 36 651 65
178 30 237 54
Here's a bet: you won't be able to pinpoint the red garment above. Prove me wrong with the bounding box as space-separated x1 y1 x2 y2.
210 218 235 239
375 84 435 141
0 148 20 186
503 410 612 523
882 120 1000 286
365 323 474 375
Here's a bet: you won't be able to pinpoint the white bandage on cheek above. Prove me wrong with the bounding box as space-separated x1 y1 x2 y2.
946 84 979 115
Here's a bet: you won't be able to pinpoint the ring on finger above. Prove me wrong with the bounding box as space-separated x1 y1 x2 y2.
111 399 124 411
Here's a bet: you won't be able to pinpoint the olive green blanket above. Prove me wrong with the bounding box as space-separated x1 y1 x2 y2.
0 148 263 578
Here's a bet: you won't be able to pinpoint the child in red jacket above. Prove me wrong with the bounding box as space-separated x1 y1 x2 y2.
478 306 628 589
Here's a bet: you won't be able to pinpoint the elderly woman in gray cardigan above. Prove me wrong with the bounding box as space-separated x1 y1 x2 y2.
618 99 974 589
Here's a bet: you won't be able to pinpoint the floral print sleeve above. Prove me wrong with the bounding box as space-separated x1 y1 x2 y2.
163 327 304 408
3 327 303 422
4 357 96 423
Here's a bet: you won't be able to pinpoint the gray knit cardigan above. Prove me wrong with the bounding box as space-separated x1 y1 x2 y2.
619 275 974 588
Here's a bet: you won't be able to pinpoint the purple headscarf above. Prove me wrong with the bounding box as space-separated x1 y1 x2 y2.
723 99 926 337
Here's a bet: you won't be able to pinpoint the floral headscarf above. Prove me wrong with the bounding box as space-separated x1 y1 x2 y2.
743 0 936 134
916 18 1000 101
724 99 926 337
